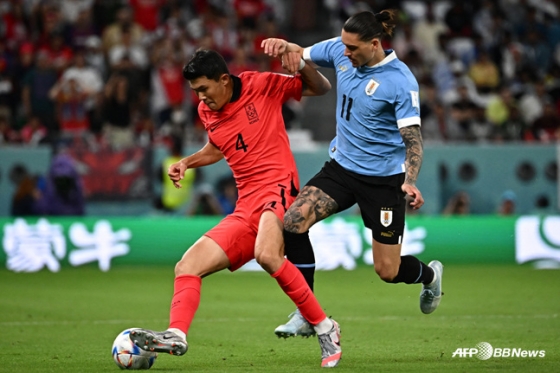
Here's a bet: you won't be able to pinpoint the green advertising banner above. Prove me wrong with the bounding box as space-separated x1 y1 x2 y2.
1 215 559 273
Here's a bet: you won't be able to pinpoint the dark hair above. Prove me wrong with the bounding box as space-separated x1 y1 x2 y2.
343 9 398 41
183 49 230 81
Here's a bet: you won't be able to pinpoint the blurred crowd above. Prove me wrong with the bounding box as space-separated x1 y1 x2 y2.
387 0 560 143
0 0 291 149
0 0 560 151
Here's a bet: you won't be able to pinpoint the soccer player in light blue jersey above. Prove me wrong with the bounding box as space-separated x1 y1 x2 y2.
262 9 443 338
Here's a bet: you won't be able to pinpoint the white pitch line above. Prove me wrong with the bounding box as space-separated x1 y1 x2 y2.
0 314 557 327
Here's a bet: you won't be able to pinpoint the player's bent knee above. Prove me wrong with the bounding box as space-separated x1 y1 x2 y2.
254 248 283 273
174 258 195 277
374 262 399 282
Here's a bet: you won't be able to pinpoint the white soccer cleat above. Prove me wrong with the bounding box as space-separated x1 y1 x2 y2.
318 319 341 368
129 329 188 356
420 260 444 314
274 309 316 338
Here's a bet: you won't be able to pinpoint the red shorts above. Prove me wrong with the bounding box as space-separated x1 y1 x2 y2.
205 182 297 271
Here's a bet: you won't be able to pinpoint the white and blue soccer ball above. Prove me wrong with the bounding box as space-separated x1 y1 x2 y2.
112 328 157 370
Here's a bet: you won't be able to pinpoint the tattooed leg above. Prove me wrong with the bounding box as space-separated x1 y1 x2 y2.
284 185 338 234
280 185 338 296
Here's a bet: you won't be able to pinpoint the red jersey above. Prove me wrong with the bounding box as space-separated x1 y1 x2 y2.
197 71 302 199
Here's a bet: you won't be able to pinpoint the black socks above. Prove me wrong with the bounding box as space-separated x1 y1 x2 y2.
283 230 315 291
389 255 434 285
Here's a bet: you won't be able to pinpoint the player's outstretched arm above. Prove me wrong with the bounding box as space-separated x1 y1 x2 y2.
168 142 223 189
282 52 331 96
400 125 425 209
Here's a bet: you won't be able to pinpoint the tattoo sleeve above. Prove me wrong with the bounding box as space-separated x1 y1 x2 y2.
399 125 423 185
284 186 338 233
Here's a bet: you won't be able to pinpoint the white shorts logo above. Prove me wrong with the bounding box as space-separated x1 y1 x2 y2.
380 209 393 227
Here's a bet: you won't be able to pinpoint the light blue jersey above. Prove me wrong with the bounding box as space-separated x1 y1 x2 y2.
303 37 421 177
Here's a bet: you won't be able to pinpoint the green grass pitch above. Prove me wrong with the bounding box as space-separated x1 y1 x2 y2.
1 264 558 372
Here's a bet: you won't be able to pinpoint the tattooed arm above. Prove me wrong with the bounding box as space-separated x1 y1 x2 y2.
399 125 424 209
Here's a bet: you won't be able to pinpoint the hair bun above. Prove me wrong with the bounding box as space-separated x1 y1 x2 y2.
374 12 390 22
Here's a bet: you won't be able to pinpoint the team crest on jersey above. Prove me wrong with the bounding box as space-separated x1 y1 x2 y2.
380 208 393 227
365 79 380 96
338 64 348 72
245 103 259 124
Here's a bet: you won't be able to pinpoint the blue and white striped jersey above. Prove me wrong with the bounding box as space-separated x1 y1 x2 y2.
303 37 421 177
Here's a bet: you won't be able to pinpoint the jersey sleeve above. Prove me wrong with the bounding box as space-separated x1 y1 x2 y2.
257 72 303 103
304 37 344 69
394 79 421 129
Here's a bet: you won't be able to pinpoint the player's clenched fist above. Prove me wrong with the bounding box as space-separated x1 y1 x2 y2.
168 160 187 189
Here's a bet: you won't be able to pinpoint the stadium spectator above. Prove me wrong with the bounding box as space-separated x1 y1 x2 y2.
20 115 48 145
16 42 34 70
444 2 474 38
83 35 107 80
526 99 560 142
1 2 29 51
392 21 423 62
101 73 134 150
129 0 165 33
68 8 100 49
518 79 552 126
108 25 149 71
49 76 90 135
38 31 74 74
186 184 224 216
468 50 500 94
9 164 41 216
21 51 58 138
449 84 480 141
215 174 237 215
252 14 286 72
149 37 186 127
262 9 443 340
443 191 471 215
206 8 239 61
36 153 85 216
522 27 553 77
485 85 522 141
0 114 18 144
155 135 197 213
128 49 341 368
102 5 144 52
411 2 448 67
234 0 266 30
59 0 94 25
419 82 448 143
497 189 517 215
58 49 103 117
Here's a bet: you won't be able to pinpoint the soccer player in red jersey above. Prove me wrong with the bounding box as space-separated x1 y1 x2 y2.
130 50 342 368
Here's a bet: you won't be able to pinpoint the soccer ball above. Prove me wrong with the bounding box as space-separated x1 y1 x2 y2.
112 328 157 370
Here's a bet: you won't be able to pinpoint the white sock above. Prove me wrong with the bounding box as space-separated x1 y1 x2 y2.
167 328 186 341
313 318 333 335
